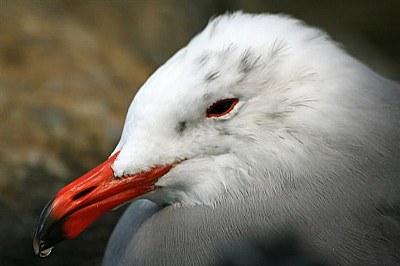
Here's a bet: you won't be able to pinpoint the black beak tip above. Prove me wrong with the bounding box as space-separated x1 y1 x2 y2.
33 237 54 258
33 200 65 258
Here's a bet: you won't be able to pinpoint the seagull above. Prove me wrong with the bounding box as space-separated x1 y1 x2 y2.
33 12 400 265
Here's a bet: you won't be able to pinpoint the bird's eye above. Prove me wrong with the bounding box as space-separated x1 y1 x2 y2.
206 98 239 118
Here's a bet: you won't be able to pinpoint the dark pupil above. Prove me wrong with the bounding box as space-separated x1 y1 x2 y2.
211 101 232 114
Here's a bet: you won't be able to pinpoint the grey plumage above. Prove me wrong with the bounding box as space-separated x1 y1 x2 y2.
26 12 399 266
103 13 400 265
104 170 399 265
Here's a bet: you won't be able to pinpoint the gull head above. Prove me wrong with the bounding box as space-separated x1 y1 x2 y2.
112 12 344 205
34 12 383 256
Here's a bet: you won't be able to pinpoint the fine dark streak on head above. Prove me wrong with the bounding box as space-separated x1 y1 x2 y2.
287 129 304 145
239 48 261 74
205 71 220 82
307 31 328 42
269 39 289 58
197 52 211 70
218 43 238 63
202 93 212 102
176 121 187 134
267 111 289 121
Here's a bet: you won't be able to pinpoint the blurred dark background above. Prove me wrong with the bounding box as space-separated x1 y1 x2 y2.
1 0 399 265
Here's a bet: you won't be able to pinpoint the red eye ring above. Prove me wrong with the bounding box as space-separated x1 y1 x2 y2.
206 98 239 118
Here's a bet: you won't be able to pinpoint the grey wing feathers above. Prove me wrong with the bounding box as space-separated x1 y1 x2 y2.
102 200 162 266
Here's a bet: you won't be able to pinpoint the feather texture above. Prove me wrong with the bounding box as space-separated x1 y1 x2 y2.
103 12 400 265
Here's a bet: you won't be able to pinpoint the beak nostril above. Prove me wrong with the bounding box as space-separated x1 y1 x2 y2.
72 186 97 201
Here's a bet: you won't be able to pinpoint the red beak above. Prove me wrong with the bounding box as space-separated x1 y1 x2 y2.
33 151 173 257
